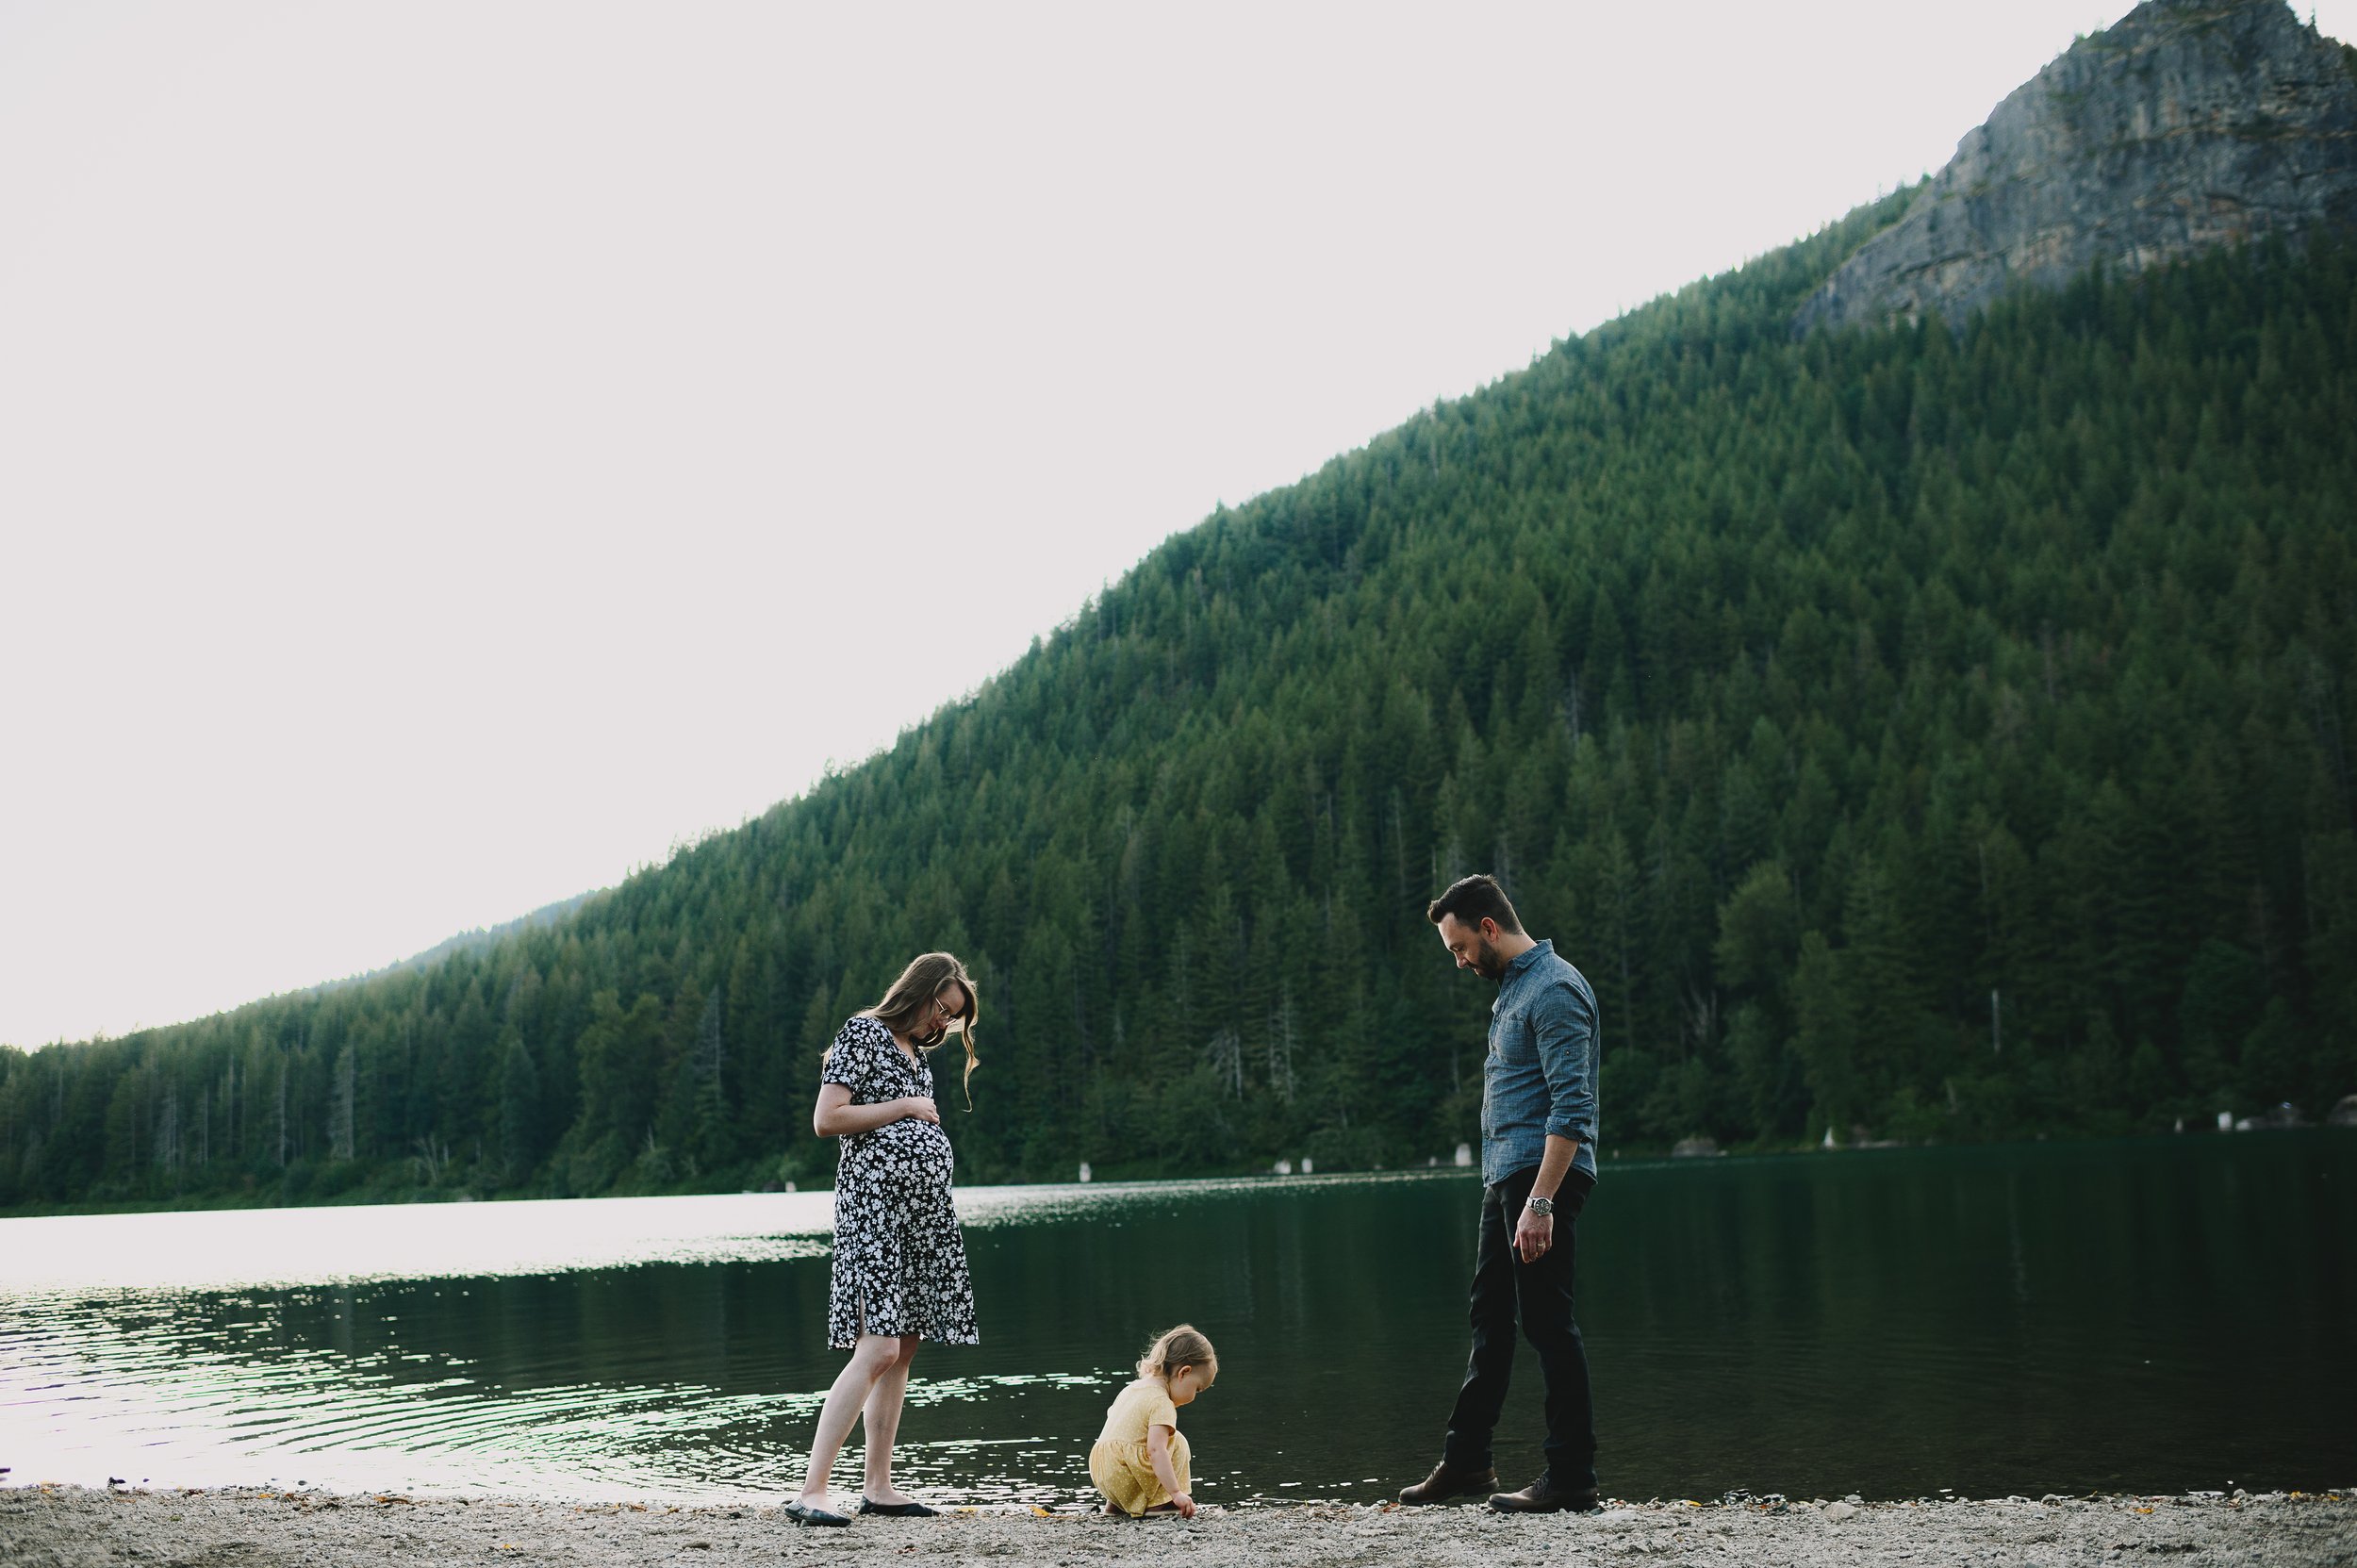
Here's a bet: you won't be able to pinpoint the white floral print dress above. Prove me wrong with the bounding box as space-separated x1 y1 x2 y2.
821 1015 980 1350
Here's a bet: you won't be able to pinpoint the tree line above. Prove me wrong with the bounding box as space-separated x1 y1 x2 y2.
5 189 2353 1211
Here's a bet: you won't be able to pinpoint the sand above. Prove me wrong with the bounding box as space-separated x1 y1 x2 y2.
4 1484 2352 1567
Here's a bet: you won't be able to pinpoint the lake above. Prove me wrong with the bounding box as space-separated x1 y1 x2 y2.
2 1134 2351 1506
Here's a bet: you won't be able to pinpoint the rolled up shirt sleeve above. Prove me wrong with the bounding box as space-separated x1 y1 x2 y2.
1533 978 1598 1148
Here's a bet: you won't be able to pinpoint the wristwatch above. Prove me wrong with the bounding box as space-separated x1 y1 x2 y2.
1525 1195 1556 1217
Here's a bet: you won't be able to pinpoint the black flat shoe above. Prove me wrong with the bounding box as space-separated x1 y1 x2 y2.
783 1500 851 1527
857 1498 939 1517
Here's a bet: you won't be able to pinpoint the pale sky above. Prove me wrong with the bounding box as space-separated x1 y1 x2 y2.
4 0 2348 1049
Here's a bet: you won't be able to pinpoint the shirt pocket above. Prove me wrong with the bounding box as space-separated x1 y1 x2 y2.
1492 1005 1539 1065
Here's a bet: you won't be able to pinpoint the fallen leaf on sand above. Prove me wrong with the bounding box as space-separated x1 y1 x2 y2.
1030 1506 1055 1517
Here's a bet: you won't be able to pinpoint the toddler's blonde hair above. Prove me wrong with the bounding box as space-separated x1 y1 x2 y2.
1136 1323 1217 1381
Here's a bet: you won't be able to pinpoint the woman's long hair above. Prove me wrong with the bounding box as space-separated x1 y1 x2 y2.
868 951 980 1107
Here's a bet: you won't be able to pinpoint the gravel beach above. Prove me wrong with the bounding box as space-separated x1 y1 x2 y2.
3 1484 2350 1567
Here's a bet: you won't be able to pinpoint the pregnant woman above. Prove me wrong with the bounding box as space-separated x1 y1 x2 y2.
785 951 981 1527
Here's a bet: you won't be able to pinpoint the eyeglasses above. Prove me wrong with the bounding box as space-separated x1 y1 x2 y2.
931 995 962 1025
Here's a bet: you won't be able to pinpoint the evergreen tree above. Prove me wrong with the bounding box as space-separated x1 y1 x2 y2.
7 205 2356 1210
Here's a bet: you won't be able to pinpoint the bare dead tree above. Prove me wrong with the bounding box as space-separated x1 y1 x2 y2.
273 1056 289 1168
329 1048 356 1163
410 1133 452 1185
1203 1028 1243 1098
1266 986 1298 1106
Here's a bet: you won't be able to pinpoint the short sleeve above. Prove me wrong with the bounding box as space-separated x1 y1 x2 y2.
821 1016 880 1098
1146 1387 1178 1430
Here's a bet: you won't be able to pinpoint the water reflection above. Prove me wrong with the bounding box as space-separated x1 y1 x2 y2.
1 1140 2350 1503
0 1192 838 1300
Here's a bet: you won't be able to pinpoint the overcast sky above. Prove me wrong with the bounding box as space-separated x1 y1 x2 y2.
5 0 2349 1049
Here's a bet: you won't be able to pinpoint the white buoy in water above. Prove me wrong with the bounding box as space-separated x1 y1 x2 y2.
1275 1159 1293 1176
2217 1110 2233 1132
1300 1156 1314 1175
1821 1127 1837 1149
1453 1143 1473 1167
1079 1162 1093 1183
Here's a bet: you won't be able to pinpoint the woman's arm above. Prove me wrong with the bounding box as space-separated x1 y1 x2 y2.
1146 1424 1195 1517
813 1082 940 1138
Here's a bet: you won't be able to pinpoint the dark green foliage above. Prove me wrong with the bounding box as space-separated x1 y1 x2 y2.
6 195 2356 1211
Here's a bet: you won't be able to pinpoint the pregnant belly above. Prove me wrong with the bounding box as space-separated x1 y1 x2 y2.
856 1117 954 1180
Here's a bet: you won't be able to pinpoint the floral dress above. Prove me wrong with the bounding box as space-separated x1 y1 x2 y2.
821 1015 979 1350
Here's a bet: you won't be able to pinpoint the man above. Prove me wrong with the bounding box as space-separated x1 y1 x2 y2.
1400 872 1603 1514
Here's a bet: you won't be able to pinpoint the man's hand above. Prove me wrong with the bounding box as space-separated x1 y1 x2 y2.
1514 1205 1554 1263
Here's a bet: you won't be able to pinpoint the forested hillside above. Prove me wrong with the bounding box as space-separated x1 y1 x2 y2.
6 188 2354 1210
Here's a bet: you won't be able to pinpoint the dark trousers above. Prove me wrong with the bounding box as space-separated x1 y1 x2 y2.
1441 1163 1597 1491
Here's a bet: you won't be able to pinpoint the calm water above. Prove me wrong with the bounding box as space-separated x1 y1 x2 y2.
2 1135 2351 1505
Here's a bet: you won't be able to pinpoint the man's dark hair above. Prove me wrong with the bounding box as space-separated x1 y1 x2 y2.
1426 873 1524 934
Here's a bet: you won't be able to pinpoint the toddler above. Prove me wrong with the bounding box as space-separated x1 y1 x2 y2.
1089 1324 1217 1518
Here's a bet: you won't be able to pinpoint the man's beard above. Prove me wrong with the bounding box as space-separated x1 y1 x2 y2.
1474 940 1507 982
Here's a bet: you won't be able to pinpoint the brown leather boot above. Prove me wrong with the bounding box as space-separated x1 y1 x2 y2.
1489 1473 1602 1514
1398 1459 1498 1505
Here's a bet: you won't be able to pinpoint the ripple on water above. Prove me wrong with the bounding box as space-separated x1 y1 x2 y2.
2 1146 2351 1503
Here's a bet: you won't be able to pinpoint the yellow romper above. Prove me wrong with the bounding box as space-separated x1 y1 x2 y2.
1089 1378 1192 1516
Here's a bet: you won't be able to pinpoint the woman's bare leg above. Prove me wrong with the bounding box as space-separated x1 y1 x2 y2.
860 1335 922 1502
798 1334 900 1504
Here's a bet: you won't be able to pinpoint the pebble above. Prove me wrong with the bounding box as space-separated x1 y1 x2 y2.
9 1485 2354 1568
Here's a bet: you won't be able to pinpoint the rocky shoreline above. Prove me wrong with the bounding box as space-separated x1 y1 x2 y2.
3 1483 2350 1567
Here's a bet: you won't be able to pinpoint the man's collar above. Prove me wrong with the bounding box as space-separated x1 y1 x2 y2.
1504 937 1552 978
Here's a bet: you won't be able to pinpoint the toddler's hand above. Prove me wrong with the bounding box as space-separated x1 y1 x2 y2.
1172 1492 1196 1519
898 1096 942 1124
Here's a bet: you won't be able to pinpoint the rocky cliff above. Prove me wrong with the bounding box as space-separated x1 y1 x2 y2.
1792 0 2357 335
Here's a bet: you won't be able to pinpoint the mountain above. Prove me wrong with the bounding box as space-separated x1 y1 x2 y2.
1794 0 2357 334
312 893 607 995
3 1 2354 1211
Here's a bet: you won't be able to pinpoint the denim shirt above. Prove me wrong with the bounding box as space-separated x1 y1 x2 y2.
1481 938 1601 1186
